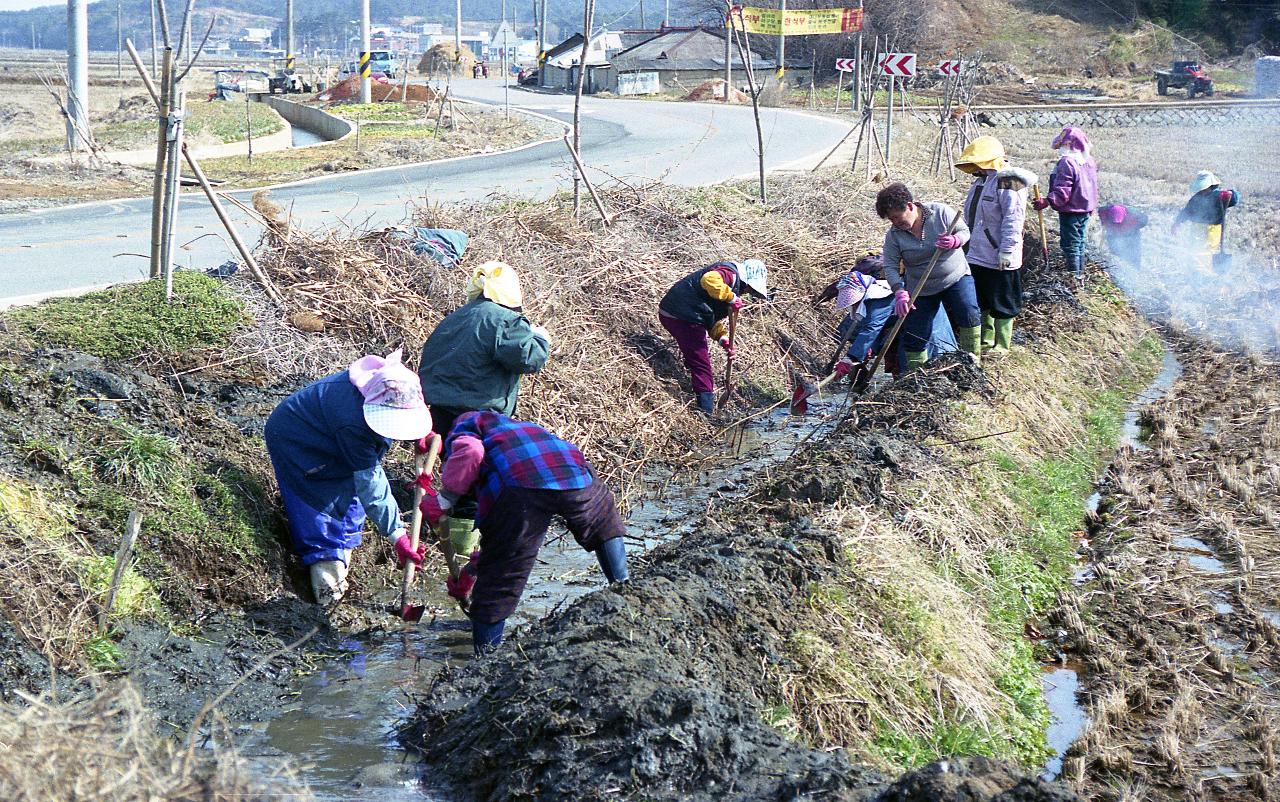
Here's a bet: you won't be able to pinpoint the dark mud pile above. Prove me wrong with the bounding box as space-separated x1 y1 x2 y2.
1049 335 1280 799
397 348 1076 801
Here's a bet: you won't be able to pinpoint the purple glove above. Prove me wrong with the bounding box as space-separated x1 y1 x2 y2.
893 289 912 318
935 233 961 250
394 533 427 567
833 358 853 378
1032 197 1049 211
730 296 745 311
1218 189 1233 203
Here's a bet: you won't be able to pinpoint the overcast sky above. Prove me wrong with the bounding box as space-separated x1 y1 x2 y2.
0 0 59 11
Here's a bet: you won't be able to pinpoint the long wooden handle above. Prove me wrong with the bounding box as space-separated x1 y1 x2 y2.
718 307 740 410
861 211 964 382
399 435 442 610
1033 184 1050 264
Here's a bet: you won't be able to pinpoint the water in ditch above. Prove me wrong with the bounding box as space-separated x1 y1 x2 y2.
1040 345 1183 780
245 395 849 799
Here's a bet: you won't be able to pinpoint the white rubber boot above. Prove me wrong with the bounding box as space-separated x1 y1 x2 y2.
309 559 349 607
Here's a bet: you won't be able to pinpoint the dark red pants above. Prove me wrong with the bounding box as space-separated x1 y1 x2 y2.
469 479 627 624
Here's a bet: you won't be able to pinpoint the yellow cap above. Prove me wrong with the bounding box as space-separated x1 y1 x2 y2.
955 135 1006 175
465 261 523 308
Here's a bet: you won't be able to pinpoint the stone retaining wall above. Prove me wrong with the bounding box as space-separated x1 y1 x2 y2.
974 101 1280 129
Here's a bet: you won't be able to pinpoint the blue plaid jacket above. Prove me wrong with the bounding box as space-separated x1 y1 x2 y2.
446 411 592 521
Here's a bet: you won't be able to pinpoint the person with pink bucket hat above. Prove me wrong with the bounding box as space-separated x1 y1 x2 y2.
264 349 434 608
1031 126 1099 279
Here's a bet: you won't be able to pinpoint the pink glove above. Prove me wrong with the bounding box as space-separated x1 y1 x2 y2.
935 233 961 250
730 296 745 311
1032 197 1049 211
419 486 446 526
1218 189 1233 203
833 358 853 378
446 549 480 600
1169 221 1181 235
893 289 912 318
394 533 427 567
718 336 737 361
414 435 434 455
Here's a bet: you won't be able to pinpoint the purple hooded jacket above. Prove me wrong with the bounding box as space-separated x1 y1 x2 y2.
1047 127 1098 214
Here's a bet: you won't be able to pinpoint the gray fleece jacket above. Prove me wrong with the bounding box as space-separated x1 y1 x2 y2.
882 202 971 297
961 167 1037 271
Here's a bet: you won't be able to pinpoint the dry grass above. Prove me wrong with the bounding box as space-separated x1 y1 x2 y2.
0 682 307 802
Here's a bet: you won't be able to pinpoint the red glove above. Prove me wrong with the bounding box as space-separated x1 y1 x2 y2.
833 357 854 378
414 434 438 455
730 296 745 311
935 233 961 250
419 486 446 526
393 533 427 567
893 288 912 318
446 550 480 600
1218 189 1233 203
1032 197 1050 211
718 336 737 361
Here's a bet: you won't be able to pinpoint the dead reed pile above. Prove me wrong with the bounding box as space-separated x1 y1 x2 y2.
244 174 900 487
0 682 307 802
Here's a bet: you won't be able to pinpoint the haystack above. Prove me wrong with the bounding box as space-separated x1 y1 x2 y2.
419 42 478 76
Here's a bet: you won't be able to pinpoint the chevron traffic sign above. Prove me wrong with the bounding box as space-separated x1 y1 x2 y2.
878 53 916 77
938 60 962 76
834 58 856 72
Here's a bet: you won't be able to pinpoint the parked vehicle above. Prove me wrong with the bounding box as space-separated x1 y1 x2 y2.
339 51 400 80
1155 61 1215 98
268 58 311 94
517 68 539 86
211 68 270 100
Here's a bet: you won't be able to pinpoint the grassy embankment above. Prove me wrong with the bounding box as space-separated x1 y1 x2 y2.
0 274 281 670
769 281 1162 772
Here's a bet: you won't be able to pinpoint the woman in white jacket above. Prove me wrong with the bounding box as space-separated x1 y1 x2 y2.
955 136 1037 356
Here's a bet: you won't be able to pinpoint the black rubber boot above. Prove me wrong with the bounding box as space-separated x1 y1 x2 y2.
596 537 629 583
696 391 716 415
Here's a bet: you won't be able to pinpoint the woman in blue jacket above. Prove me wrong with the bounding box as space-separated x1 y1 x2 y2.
265 349 434 607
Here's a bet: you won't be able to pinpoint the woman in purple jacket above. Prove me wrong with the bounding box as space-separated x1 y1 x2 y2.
955 135 1037 356
1032 126 1099 278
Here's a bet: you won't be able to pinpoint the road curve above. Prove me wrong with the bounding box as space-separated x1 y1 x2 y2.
0 81 852 304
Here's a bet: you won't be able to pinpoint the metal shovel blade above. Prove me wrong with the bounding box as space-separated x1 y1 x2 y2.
398 602 426 622
789 377 816 416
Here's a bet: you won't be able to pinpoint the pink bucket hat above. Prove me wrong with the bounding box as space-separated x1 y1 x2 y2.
1099 204 1127 225
348 348 432 441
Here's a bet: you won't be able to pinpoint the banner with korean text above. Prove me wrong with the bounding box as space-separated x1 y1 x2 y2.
728 6 865 35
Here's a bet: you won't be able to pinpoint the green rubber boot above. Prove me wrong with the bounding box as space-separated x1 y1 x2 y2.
980 313 996 350
905 350 929 371
448 517 480 559
991 317 1014 355
956 325 982 367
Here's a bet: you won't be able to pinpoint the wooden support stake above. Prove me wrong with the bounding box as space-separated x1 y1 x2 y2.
562 133 612 227
99 511 142 632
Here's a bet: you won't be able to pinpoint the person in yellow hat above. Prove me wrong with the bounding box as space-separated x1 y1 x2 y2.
955 136 1037 356
417 260 551 559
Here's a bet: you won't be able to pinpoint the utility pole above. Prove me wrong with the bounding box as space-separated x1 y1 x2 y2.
360 0 371 103
723 9 731 103
776 0 785 81
853 0 863 112
638 0 645 28
149 0 157 76
501 0 509 116
286 0 295 71
66 0 89 151
455 0 462 55
538 0 547 63
117 0 124 81
664 0 669 27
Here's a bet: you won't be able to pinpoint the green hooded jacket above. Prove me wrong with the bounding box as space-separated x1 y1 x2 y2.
417 298 549 416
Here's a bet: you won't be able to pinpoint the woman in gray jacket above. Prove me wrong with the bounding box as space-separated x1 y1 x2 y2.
955 136 1036 356
877 182 983 369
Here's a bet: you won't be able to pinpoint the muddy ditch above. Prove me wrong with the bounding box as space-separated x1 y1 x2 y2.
1047 333 1280 800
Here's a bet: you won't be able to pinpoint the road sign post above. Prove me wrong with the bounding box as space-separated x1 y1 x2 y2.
877 53 916 164
834 58 855 113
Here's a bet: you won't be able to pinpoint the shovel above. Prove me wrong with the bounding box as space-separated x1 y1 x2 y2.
397 434 442 622
718 307 739 411
791 213 963 415
1032 184 1050 269
789 315 859 416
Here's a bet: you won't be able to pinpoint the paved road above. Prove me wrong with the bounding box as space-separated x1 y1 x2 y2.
0 81 851 305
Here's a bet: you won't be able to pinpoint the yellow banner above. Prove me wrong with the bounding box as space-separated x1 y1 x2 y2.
728 6 864 35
